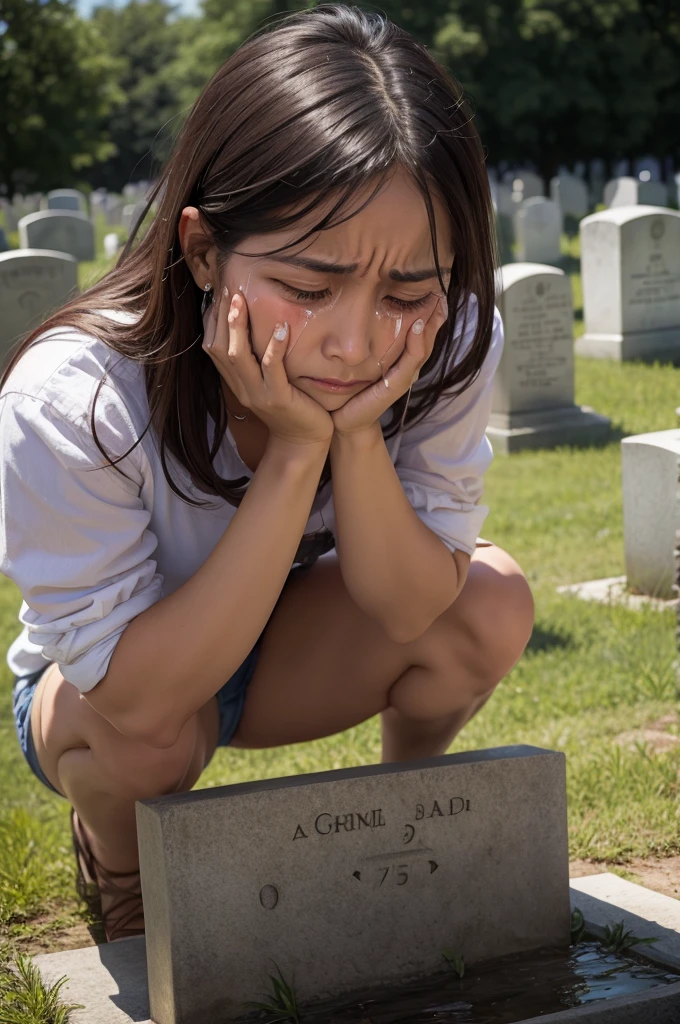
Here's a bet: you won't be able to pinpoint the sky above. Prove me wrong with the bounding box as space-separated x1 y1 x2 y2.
76 0 200 16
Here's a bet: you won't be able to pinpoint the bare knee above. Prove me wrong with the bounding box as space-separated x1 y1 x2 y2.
38 666 212 802
86 716 205 801
453 560 534 690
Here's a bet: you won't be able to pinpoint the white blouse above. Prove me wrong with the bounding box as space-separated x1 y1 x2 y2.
0 299 503 692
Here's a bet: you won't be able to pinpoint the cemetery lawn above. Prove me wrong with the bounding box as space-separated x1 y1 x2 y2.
1 266 680 969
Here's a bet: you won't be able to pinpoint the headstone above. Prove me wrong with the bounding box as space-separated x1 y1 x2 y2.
105 196 125 226
487 264 610 454
515 198 562 264
136 746 570 1024
0 228 9 253
605 176 669 208
634 156 662 182
122 201 148 235
589 159 606 207
576 207 680 362
42 188 88 213
18 210 95 263
0 250 78 358
671 172 680 207
103 233 120 258
491 184 515 264
550 175 589 220
622 430 680 599
501 169 544 199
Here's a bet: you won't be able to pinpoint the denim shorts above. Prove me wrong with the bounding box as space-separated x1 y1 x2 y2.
11 562 314 798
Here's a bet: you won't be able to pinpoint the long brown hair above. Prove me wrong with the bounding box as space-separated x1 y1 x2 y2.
0 4 497 508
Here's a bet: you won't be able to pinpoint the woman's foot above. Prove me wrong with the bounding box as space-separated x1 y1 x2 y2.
70 808 145 942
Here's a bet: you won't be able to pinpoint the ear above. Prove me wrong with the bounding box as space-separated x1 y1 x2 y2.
179 206 219 290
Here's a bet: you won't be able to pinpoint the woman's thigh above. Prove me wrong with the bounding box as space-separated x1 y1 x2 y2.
30 662 221 799
231 544 532 751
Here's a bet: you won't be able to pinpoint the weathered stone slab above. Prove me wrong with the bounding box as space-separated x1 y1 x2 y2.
136 746 570 1024
571 873 680 972
621 430 680 599
576 207 680 362
515 198 563 264
0 249 78 356
42 188 88 213
18 210 95 263
487 264 610 453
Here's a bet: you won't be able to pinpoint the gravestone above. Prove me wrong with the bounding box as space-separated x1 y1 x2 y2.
604 177 669 208
501 169 544 199
105 196 125 226
42 188 88 213
634 156 662 182
550 175 589 220
622 430 680 599
515 198 563 264
491 184 515 264
18 210 95 263
0 250 78 357
136 746 570 1024
576 207 680 362
103 233 120 258
122 201 147 235
0 228 9 253
487 264 610 453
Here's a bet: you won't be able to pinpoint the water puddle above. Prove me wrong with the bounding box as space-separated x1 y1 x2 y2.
291 942 679 1023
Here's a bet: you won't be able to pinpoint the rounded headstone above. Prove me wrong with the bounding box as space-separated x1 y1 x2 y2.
577 206 680 361
18 210 95 263
43 189 88 213
0 249 78 358
515 198 562 264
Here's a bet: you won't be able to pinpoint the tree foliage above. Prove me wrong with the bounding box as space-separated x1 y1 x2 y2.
1 0 678 195
0 0 123 199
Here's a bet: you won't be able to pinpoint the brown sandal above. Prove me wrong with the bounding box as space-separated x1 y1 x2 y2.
70 808 146 943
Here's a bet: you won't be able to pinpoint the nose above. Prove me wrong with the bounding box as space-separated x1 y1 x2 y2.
324 294 378 369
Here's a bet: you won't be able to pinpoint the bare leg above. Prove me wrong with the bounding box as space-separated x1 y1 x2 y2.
31 664 220 873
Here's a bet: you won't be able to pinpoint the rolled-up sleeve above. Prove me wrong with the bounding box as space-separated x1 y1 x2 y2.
395 305 504 556
0 391 163 692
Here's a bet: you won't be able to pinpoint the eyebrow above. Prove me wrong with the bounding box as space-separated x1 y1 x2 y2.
268 255 452 283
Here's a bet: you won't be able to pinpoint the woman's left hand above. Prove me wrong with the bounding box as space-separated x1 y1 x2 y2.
331 294 449 437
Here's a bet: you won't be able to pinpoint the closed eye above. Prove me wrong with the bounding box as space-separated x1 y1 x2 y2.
278 282 432 311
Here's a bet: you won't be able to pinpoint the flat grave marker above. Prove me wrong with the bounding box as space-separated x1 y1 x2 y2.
136 746 570 1024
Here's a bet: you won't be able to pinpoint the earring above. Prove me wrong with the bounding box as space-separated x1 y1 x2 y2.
200 282 213 318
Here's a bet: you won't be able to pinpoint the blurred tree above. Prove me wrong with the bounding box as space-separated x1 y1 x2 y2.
87 0 188 190
0 0 123 200
433 0 680 183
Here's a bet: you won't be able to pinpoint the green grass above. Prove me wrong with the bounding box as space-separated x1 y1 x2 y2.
1 241 680 1018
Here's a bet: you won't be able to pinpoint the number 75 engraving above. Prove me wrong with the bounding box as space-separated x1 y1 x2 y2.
379 864 409 886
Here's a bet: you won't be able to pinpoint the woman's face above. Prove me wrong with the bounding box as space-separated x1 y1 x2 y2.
189 166 454 410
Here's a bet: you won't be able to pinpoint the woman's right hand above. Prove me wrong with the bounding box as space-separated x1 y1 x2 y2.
202 285 334 448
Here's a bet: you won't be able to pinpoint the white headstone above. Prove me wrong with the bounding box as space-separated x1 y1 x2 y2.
103 233 120 258
501 169 544 199
0 250 78 357
42 188 88 213
550 175 589 219
515 197 562 264
622 430 680 599
605 177 669 208
18 210 95 263
576 207 680 361
634 156 662 182
487 264 610 453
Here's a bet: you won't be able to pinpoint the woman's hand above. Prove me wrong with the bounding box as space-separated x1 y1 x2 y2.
331 294 449 437
202 286 334 447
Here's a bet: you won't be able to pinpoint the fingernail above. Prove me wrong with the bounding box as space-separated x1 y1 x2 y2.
228 295 238 324
273 322 288 341
412 318 425 335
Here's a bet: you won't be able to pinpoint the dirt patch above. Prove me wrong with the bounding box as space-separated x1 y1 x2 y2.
571 856 680 901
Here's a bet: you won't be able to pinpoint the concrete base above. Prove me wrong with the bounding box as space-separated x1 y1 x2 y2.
575 327 680 363
557 575 679 611
486 404 612 454
33 873 680 1024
